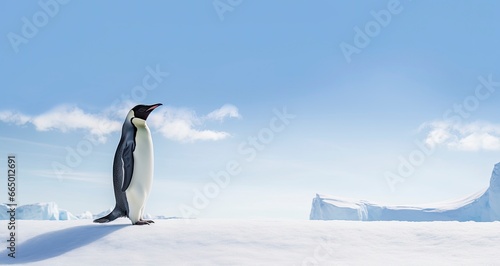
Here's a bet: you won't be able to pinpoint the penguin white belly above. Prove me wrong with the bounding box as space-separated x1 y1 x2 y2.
125 126 154 224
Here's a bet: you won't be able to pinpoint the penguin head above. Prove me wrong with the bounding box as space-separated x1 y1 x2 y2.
130 103 162 121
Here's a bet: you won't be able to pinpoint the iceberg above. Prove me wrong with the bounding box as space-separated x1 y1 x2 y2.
77 211 94 220
0 202 79 220
0 202 177 221
59 209 79 220
310 163 500 221
16 202 60 220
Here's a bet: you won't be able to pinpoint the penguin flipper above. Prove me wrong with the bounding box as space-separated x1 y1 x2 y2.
121 141 135 192
93 207 125 223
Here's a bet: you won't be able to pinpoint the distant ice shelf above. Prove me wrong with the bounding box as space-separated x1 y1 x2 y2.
310 163 500 222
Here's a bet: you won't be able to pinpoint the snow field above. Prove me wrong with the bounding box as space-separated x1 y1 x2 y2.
1 219 499 265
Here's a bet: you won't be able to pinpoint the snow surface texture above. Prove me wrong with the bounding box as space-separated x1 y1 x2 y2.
310 163 500 221
1 220 500 265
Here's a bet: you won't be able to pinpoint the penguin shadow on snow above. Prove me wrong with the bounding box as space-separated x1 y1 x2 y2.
0 223 127 264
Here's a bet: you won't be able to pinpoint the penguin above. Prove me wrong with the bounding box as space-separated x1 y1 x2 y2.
94 103 162 225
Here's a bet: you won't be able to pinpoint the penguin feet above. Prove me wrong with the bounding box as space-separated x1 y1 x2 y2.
93 218 110 223
134 219 155 225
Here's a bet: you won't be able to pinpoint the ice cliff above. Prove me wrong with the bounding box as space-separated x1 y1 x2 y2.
310 163 500 222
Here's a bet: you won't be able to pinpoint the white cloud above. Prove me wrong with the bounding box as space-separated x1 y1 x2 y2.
149 106 234 142
204 104 241 121
102 100 136 120
0 110 31 125
0 103 239 143
0 105 122 143
32 105 122 142
421 120 500 151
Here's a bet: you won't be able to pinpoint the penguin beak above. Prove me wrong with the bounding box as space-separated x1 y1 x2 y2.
146 103 162 113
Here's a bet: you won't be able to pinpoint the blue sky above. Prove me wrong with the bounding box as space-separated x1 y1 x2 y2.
1 1 500 219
